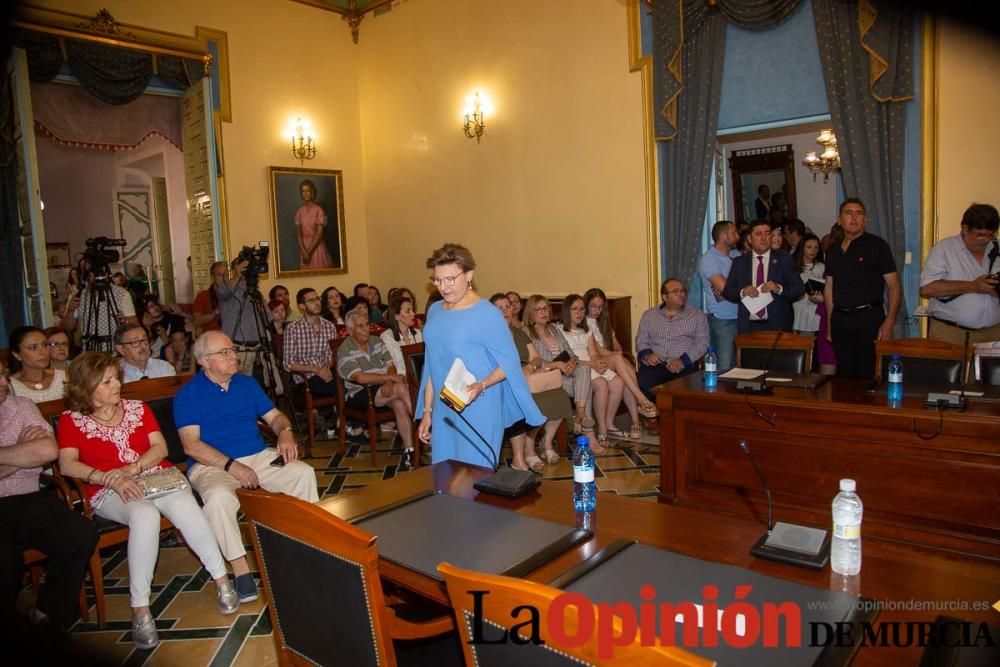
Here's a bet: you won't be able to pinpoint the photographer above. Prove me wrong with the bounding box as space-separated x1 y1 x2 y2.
920 203 1000 344
218 257 261 375
61 241 137 351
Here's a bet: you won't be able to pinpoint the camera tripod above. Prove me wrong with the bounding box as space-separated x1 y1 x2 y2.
229 280 285 399
79 274 122 353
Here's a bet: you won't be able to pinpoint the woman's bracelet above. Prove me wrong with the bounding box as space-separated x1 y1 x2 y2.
224 457 235 472
87 469 97 484
423 406 433 414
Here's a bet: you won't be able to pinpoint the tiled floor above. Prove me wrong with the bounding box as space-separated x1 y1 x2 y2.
19 416 660 666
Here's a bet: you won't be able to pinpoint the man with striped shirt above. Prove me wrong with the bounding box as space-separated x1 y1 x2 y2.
635 278 710 402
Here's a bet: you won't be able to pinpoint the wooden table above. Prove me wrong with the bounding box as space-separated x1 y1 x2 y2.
653 373 1000 561
317 462 1000 666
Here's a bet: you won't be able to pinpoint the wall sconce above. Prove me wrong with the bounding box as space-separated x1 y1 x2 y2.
463 92 486 143
291 118 316 164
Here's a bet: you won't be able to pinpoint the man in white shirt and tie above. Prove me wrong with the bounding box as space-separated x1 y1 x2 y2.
723 220 804 334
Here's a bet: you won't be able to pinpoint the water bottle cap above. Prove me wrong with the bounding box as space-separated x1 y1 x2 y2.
891 353 900 361
839 479 856 492
707 346 714 353
576 435 589 446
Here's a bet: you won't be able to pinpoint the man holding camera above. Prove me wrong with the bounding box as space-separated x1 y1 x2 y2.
920 203 1000 345
61 253 137 351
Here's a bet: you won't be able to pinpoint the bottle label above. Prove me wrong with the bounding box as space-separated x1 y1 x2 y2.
888 372 902 383
833 523 861 539
705 361 717 372
573 466 594 483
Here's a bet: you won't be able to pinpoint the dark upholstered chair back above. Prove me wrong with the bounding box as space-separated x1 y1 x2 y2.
978 356 1000 386
878 355 963 384
734 332 814 375
145 397 187 465
253 523 381 666
238 489 396 666
739 348 808 374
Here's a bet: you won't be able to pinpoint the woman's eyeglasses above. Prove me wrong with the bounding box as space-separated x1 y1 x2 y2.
46 341 70 348
430 273 464 287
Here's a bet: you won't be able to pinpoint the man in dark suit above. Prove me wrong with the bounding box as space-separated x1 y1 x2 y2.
754 184 770 221
723 220 805 333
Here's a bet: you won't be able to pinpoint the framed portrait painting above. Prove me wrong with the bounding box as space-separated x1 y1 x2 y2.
46 242 71 268
268 166 347 277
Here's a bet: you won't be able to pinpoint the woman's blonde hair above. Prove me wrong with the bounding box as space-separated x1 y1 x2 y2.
65 351 119 415
523 294 554 340
425 243 476 271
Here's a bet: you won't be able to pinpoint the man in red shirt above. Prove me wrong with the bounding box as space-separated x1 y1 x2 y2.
192 261 228 333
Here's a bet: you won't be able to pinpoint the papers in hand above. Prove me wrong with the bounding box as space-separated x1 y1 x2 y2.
440 357 476 413
741 290 774 314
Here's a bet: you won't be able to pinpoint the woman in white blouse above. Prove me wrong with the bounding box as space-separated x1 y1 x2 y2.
560 294 627 449
380 295 423 376
8 326 67 403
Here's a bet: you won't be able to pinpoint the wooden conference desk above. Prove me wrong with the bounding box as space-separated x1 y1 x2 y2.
317 462 1000 666
653 374 1000 561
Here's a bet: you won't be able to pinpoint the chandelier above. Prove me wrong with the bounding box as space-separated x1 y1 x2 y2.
802 129 841 183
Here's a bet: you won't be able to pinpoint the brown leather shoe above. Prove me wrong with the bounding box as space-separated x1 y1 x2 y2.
641 416 659 436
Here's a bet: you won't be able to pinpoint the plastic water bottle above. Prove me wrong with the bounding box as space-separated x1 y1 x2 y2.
831 479 863 575
573 435 597 512
704 347 718 388
887 353 904 402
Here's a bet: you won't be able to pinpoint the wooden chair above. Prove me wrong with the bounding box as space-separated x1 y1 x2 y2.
20 476 92 624
972 342 1000 385
734 331 814 374
334 339 396 466
438 562 713 667
279 337 344 458
42 378 186 628
401 342 425 468
238 489 455 666
874 338 967 384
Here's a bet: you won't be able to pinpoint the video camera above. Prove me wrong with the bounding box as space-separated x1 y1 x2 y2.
80 236 127 277
236 242 270 288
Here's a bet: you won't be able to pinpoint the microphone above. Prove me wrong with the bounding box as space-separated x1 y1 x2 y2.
925 330 970 410
740 440 831 569
736 329 783 393
739 440 772 533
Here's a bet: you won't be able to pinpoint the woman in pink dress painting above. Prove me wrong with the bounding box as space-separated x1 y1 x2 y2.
295 179 333 269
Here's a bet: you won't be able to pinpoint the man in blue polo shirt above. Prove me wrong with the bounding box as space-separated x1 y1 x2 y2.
699 220 741 370
174 331 318 602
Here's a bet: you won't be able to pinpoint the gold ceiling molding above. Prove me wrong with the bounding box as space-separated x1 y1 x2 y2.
11 4 232 121
289 0 398 44
627 0 662 306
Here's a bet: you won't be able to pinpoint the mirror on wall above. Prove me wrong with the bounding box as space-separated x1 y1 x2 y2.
728 144 797 223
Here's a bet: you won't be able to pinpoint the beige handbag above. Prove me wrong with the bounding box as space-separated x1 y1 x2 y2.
526 367 562 393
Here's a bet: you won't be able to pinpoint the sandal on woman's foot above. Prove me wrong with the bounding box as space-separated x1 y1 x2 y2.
607 427 627 440
524 455 545 472
638 402 658 419
541 448 561 464
593 436 609 454
579 416 595 433
628 424 644 440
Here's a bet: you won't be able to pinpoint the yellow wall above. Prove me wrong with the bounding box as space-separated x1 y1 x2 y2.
356 0 648 314
32 0 371 301
935 20 1000 239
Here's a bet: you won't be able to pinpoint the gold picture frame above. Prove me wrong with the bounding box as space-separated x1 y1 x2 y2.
268 166 347 277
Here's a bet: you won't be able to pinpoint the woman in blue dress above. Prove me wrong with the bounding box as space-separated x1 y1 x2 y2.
417 243 544 468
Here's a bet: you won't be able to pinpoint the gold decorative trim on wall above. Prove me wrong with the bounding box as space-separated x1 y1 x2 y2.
627 0 661 307
919 14 938 337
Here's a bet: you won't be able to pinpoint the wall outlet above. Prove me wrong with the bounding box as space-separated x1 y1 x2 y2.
904 251 912 265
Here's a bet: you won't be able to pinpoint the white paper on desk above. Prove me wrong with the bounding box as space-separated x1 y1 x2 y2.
741 291 774 314
767 377 793 382
719 368 765 380
950 389 984 397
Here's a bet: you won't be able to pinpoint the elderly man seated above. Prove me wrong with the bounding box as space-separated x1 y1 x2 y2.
174 331 318 603
336 310 416 469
